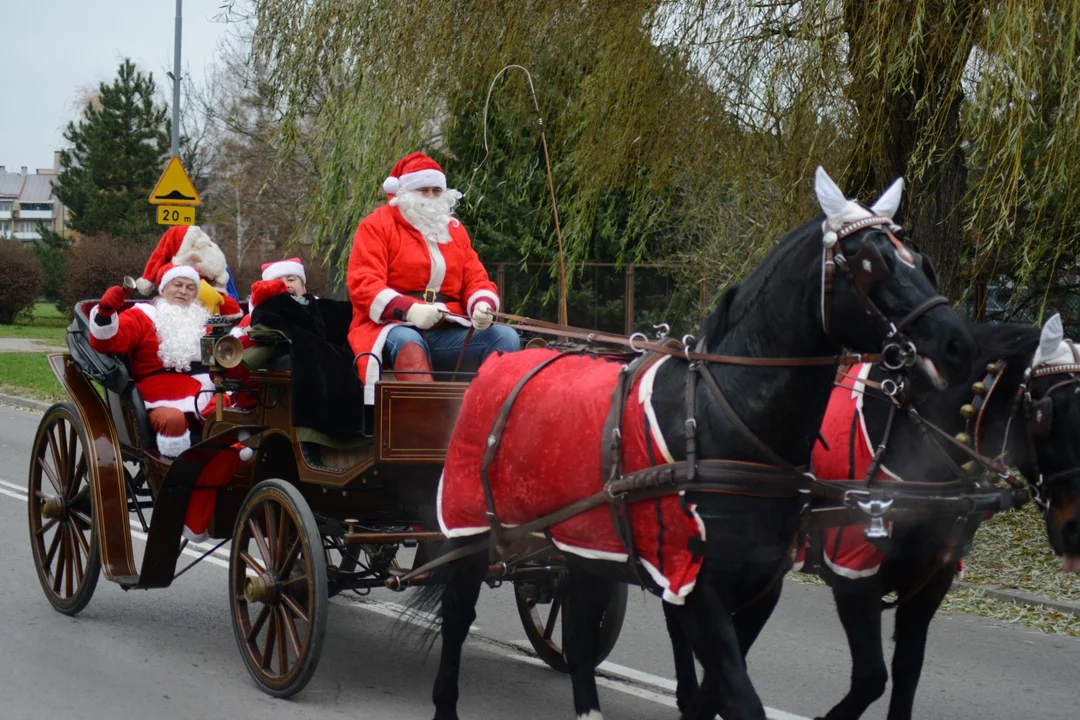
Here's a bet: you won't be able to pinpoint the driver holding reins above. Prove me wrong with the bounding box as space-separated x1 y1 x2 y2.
346 152 519 403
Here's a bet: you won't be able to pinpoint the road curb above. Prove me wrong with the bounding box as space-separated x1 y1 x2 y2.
954 581 1080 618
0 393 50 413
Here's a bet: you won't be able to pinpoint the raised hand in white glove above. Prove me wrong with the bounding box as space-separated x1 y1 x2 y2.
405 302 443 330
471 302 494 331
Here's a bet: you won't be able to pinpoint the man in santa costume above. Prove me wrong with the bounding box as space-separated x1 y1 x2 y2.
347 152 519 402
90 263 251 541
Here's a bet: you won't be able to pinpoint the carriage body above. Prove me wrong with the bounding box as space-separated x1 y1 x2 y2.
25 297 626 697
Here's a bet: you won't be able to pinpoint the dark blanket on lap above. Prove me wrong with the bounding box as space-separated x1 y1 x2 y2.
251 293 364 434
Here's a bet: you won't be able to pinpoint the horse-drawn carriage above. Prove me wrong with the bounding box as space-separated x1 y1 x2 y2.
25 294 627 698
26 169 1080 720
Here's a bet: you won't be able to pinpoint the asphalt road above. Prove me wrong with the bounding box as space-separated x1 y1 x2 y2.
0 401 1078 720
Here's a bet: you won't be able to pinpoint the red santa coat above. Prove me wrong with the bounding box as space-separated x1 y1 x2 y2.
346 205 500 403
88 303 214 416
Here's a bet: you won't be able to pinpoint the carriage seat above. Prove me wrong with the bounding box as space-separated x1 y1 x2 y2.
67 300 157 451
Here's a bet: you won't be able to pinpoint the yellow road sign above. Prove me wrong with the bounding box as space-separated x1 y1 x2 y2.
157 205 196 226
149 156 201 206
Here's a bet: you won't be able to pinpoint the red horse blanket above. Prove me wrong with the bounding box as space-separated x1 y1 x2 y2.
794 363 899 578
438 349 704 604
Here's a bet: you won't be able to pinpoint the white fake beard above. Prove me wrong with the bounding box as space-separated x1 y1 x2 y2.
392 188 463 244
153 298 210 371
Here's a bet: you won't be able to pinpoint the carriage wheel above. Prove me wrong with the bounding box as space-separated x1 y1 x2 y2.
27 402 101 616
229 479 328 698
514 576 628 673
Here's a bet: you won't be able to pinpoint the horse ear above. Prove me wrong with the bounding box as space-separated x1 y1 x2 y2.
1036 313 1064 365
870 177 904 219
814 167 849 224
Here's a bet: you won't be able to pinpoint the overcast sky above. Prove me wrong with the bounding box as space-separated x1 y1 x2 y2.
1 1 233 172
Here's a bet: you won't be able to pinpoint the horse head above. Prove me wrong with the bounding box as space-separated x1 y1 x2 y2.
1013 315 1080 571
813 167 974 391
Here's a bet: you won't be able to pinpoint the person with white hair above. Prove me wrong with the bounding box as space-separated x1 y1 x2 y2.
346 152 519 403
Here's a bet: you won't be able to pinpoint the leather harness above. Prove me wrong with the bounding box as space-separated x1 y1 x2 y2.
389 219 993 600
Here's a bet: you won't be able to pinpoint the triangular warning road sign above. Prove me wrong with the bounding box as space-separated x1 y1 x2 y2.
148 156 201 206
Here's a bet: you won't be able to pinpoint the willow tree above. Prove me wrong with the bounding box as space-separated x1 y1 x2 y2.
247 0 1080 317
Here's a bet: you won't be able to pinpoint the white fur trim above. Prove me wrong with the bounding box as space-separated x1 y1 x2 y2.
131 302 157 320
135 277 155 296
466 290 501 317
364 323 396 405
369 288 401 323
156 432 191 458
851 363 903 482
822 544 883 579
870 177 904 219
182 525 209 543
426 237 447 288
261 260 306 283
638 355 675 464
437 471 491 537
159 265 200 292
145 396 198 414
550 537 630 563
88 306 120 340
393 168 446 194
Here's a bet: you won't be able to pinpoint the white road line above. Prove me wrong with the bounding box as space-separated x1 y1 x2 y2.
0 477 811 720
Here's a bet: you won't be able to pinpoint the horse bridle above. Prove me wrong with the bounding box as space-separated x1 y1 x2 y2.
965 341 1080 515
821 214 948 371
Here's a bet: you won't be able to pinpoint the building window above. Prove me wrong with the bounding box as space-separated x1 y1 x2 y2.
0 201 13 212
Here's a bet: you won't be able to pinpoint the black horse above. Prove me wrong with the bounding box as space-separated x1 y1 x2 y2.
664 318 1080 719
415 168 974 720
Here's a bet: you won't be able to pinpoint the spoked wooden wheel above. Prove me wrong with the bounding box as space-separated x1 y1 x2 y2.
28 402 100 615
229 479 328 698
514 576 628 673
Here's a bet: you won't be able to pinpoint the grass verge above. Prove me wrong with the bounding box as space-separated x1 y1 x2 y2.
0 353 64 401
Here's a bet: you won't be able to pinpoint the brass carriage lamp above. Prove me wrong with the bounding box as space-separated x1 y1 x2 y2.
201 316 245 421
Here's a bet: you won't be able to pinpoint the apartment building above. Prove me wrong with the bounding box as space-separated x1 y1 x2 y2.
0 152 68 243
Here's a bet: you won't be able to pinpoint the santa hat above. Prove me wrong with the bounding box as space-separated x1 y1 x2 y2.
261 258 306 283
248 279 288 311
382 152 447 195
157 262 200 292
137 226 228 295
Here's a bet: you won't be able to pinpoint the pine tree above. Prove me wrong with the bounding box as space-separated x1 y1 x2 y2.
54 59 170 241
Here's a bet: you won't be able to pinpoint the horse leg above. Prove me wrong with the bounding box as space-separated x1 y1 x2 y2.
431 548 488 720
885 567 953 720
733 574 784 655
680 570 768 720
563 568 615 719
817 578 888 720
664 599 701 713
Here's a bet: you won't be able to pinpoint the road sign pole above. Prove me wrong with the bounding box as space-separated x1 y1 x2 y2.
171 0 182 157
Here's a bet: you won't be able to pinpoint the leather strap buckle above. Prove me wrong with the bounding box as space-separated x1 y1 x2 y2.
423 288 438 303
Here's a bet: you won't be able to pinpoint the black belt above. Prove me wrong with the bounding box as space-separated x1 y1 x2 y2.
143 363 210 379
404 290 456 304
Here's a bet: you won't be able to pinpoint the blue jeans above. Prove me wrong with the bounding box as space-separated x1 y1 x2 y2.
384 324 520 373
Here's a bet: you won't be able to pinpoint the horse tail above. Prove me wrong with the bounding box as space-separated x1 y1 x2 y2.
397 536 487 653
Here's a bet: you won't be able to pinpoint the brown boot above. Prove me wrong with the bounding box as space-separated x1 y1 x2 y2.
393 342 434 382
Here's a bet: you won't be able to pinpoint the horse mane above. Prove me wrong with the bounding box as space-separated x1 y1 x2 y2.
699 215 823 345
967 322 1041 389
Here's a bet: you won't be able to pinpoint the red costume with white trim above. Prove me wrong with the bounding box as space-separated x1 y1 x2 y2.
439 350 703 604
795 363 899 578
347 153 500 404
